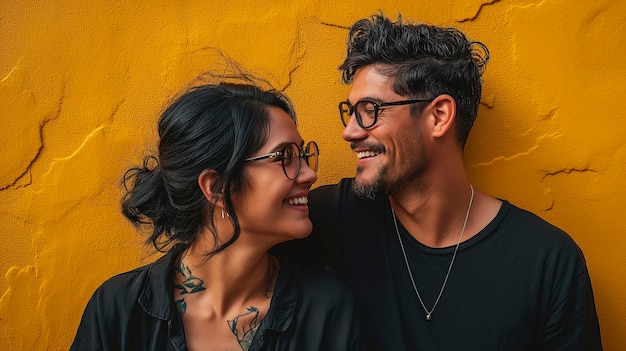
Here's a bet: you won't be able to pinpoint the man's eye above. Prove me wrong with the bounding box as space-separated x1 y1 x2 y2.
358 102 376 115
375 107 387 114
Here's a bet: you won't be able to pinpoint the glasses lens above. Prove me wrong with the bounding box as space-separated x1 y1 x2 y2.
355 101 376 128
305 142 319 173
281 143 300 179
339 102 352 127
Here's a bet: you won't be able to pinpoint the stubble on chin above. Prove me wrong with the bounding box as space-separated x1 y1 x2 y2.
352 166 383 200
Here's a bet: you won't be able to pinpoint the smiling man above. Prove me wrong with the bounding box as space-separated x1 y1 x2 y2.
275 12 602 350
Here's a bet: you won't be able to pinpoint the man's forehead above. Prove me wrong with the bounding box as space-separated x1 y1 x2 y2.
349 66 400 101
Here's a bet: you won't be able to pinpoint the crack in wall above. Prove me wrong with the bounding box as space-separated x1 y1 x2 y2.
540 107 557 121
43 125 106 175
539 167 597 212
1 83 66 191
458 0 502 22
471 142 540 168
544 197 555 211
541 167 596 181
276 20 303 93
281 28 307 92
280 62 301 92
471 132 560 168
2 110 58 190
107 98 125 125
319 21 350 30
480 98 495 109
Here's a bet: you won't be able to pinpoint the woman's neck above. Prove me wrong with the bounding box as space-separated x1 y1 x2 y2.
173 243 280 350
173 241 279 317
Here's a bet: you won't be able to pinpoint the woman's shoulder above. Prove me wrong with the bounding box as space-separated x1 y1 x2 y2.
90 261 156 303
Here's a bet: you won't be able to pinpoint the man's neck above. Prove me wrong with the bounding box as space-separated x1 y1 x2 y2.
389 181 477 248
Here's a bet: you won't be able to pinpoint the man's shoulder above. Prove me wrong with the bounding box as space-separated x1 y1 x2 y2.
310 178 354 198
310 178 378 210
503 201 567 234
499 200 583 254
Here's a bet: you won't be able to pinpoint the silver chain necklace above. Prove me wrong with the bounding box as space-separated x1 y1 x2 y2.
392 185 474 321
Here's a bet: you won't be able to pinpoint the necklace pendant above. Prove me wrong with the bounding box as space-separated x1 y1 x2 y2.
426 313 432 321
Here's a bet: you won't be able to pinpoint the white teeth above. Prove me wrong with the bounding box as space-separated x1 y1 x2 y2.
356 150 380 159
286 196 308 205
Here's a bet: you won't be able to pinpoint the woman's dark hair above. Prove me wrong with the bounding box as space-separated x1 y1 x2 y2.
121 79 296 258
339 13 489 148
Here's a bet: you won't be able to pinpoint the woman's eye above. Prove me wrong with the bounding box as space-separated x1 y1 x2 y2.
283 147 296 159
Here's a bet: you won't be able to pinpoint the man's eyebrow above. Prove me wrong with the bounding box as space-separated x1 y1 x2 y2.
348 96 385 104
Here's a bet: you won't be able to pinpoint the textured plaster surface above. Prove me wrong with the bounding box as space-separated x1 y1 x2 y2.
1 0 625 349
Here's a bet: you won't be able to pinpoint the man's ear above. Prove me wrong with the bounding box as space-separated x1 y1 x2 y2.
198 169 223 206
430 94 457 138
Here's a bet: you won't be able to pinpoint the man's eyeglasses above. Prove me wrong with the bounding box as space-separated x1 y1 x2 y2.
244 141 319 180
338 99 433 129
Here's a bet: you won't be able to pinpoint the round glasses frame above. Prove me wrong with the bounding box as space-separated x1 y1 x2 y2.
338 99 433 129
244 141 319 180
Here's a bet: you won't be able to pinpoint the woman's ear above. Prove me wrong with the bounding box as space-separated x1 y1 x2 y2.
430 94 457 138
198 169 223 206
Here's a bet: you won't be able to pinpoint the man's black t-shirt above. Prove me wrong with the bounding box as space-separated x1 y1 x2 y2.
275 178 602 350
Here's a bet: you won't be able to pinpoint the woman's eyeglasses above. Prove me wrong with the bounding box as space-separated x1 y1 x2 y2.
244 141 319 180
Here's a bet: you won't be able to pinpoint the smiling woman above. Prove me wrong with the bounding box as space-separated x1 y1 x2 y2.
69 72 365 351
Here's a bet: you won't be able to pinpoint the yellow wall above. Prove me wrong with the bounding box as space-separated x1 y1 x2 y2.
1 0 624 349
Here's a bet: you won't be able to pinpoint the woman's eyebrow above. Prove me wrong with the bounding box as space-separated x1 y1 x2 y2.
269 140 304 151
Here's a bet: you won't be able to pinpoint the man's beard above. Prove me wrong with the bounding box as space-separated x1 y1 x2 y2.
352 165 385 200
351 128 428 200
350 142 387 200
352 151 427 200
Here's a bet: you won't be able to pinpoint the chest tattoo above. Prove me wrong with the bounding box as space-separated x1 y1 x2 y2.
228 306 261 350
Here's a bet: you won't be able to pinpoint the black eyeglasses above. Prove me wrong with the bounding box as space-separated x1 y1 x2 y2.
244 141 319 180
339 99 433 129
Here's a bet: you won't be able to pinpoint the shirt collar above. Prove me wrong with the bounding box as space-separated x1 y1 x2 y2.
138 248 181 321
260 260 299 332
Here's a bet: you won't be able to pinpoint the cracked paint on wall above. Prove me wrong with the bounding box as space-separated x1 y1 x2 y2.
0 65 61 190
1 0 625 350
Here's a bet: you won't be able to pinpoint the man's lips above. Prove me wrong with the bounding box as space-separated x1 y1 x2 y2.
351 142 385 160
